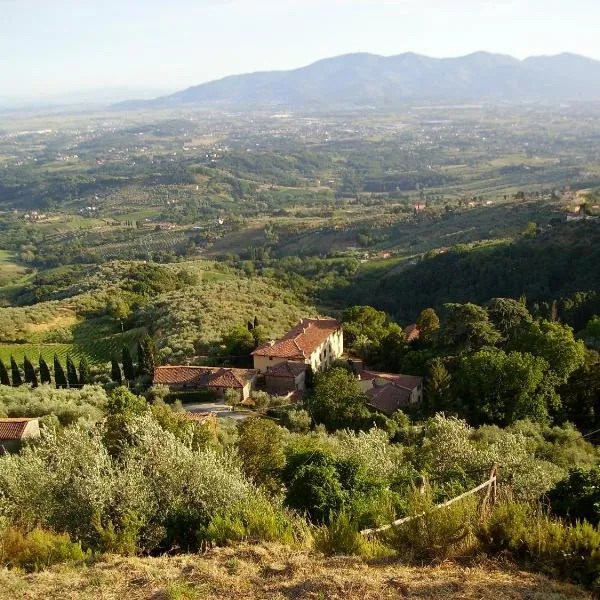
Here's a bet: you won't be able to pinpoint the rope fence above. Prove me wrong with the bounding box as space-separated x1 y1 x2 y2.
360 465 498 536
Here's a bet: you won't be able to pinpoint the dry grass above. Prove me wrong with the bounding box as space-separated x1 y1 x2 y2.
0 543 590 600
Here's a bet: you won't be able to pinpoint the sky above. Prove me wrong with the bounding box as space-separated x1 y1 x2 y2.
1 0 599 101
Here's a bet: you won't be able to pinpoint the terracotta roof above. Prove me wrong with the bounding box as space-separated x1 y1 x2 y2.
366 385 412 414
266 361 307 378
209 367 257 389
153 366 257 389
404 323 420 342
253 318 340 359
359 370 422 390
0 418 36 441
153 366 215 387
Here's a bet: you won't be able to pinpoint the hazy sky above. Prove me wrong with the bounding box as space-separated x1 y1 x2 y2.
2 0 599 99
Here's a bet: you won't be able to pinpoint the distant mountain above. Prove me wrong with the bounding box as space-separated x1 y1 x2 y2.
114 51 600 110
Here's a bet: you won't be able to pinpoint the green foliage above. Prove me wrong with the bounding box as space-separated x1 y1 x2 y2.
220 325 255 368
110 357 122 384
78 356 91 385
454 349 557 426
342 305 389 347
386 489 479 561
440 303 501 351
282 448 387 526
486 297 532 339
314 512 390 558
23 355 38 387
415 308 440 343
477 502 600 588
121 346 135 381
0 384 107 426
236 418 286 493
547 467 600 527
38 356 51 385
508 319 585 382
66 355 79 387
137 335 157 378
0 359 10 386
10 356 22 387
305 367 372 432
0 527 88 572
54 354 67 388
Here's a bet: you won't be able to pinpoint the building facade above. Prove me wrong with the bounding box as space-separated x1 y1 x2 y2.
252 318 343 374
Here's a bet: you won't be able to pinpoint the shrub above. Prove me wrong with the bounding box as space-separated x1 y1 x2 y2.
0 527 88 572
386 488 479 561
314 512 391 558
546 466 600 526
477 502 600 588
236 418 286 493
283 409 312 433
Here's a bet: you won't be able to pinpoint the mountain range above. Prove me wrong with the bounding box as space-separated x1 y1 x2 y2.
115 51 600 110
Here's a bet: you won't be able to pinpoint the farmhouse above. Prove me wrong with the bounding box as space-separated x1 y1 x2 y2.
265 360 308 394
252 318 343 374
0 418 40 453
357 371 423 415
153 366 258 400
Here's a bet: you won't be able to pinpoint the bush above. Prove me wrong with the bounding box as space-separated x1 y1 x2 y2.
477 502 600 588
0 527 88 572
546 466 600 526
283 409 312 433
314 512 391 558
386 489 479 561
165 389 219 404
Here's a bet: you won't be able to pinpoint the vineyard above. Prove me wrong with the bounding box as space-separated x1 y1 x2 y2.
0 318 146 366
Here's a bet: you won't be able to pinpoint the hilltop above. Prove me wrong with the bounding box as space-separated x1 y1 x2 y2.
0 543 590 599
115 51 600 110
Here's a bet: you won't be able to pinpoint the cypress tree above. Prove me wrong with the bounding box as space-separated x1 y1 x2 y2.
10 356 22 387
254 315 259 328
0 359 10 386
39 356 52 384
111 357 123 384
66 355 79 387
78 356 91 385
122 346 135 381
54 355 68 389
23 355 38 387
136 341 146 377
138 335 156 378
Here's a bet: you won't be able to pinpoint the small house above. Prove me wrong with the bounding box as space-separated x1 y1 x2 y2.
0 418 40 453
357 371 423 415
153 366 258 400
265 361 307 395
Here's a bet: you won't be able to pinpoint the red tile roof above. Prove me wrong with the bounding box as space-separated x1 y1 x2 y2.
253 318 340 359
360 370 422 390
0 418 36 441
153 366 257 389
366 385 412 414
266 361 307 378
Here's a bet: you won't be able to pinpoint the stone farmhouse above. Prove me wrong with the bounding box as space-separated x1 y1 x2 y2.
153 366 258 400
0 418 40 453
253 317 343 395
357 370 423 415
253 318 343 373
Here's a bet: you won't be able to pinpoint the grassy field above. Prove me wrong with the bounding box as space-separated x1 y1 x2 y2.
0 250 28 288
0 543 589 599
